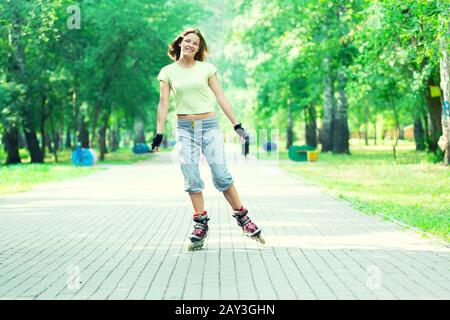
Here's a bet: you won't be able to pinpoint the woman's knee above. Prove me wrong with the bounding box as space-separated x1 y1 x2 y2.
184 177 204 193
213 171 234 192
181 164 204 193
185 186 203 193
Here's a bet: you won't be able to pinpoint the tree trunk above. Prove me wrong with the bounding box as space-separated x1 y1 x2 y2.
40 129 46 159
134 118 146 144
78 119 89 148
72 79 79 148
4 125 21 165
373 119 377 145
364 105 369 146
332 68 350 154
60 99 65 151
50 115 58 162
23 112 44 163
109 125 120 151
124 130 131 147
18 131 27 149
99 107 111 161
305 104 317 148
65 130 72 149
1 133 6 152
321 58 335 152
99 125 107 161
45 132 53 154
40 95 48 158
9 2 43 163
107 129 112 151
53 131 61 152
423 111 430 143
286 101 294 149
391 97 401 162
425 77 443 152
438 23 450 164
413 114 425 151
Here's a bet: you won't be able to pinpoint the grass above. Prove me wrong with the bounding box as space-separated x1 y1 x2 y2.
0 163 99 195
0 146 168 196
278 140 450 241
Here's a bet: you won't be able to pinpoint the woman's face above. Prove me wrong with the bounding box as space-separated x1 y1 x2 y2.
179 33 200 57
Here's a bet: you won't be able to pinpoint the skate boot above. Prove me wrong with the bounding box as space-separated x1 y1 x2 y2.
232 206 265 244
188 211 209 251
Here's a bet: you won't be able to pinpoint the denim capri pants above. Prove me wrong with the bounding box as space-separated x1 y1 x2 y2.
175 116 234 193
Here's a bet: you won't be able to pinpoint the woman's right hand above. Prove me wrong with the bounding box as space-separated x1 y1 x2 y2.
151 133 163 151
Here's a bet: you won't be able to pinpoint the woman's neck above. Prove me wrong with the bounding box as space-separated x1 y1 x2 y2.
177 56 196 67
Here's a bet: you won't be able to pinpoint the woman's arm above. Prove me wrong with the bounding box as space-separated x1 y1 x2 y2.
208 74 239 126
156 80 171 133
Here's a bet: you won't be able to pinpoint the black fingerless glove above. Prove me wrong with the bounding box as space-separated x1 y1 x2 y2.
151 133 163 150
234 123 248 138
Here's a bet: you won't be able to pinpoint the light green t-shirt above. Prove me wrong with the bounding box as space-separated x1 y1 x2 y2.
157 60 218 114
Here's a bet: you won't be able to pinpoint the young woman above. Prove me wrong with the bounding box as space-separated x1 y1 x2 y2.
151 28 264 251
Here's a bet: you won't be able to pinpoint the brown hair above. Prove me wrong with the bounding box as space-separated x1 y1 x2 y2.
167 28 209 61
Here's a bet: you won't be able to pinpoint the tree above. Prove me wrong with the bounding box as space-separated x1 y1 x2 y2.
0 0 206 165
438 18 450 164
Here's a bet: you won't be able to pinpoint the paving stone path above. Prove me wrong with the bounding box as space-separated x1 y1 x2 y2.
0 146 449 300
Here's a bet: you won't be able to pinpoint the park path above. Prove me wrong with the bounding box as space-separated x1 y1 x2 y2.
0 145 449 300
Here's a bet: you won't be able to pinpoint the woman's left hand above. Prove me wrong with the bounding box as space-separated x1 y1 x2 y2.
234 123 248 142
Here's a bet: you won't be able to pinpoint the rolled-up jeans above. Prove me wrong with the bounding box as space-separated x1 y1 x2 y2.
176 116 234 193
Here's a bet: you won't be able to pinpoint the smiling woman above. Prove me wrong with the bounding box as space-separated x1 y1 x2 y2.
151 28 265 251
167 28 209 63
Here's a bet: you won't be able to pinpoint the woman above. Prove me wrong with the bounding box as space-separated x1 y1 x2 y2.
151 28 264 251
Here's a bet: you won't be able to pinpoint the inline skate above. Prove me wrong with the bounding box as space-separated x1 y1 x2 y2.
188 211 209 251
232 206 265 244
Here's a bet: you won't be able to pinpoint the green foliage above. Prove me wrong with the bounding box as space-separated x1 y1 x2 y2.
0 0 206 161
224 0 449 155
427 148 445 163
1 0 448 163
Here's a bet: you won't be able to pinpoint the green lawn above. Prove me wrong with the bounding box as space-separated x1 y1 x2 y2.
0 146 166 195
278 141 450 241
0 163 100 195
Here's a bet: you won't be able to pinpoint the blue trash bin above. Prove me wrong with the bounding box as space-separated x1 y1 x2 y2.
132 143 150 154
262 141 277 152
72 145 97 166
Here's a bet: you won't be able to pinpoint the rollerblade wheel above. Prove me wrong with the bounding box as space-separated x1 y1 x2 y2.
243 233 265 245
255 235 265 244
188 240 204 251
